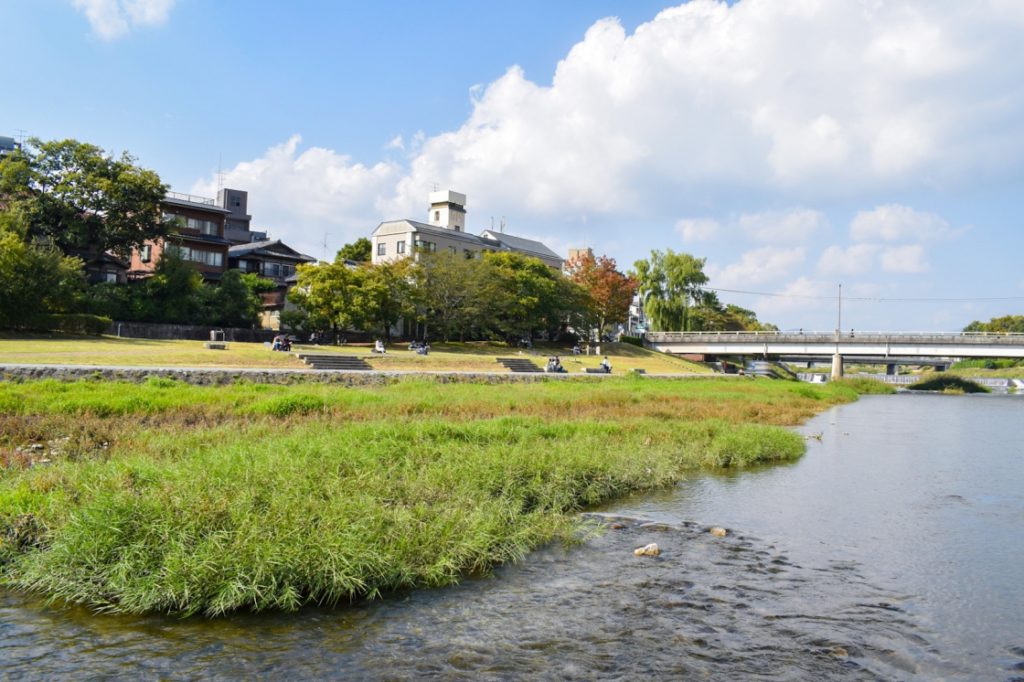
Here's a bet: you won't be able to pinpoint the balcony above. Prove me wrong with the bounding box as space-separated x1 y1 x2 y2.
165 191 216 207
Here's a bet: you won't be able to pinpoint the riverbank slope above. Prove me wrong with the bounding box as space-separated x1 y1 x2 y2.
0 376 861 616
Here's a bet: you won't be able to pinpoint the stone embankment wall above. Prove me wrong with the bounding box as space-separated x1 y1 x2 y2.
0 366 610 387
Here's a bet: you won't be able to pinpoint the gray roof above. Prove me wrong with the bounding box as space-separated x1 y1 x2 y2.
374 220 562 263
479 230 562 262
227 239 315 262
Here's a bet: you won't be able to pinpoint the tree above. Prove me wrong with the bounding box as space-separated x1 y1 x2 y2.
565 251 636 340
0 218 85 329
688 296 778 332
288 260 368 341
0 138 168 259
486 252 587 343
964 315 1024 333
336 237 372 263
142 249 205 324
415 252 499 342
631 249 710 331
356 259 416 340
209 270 276 328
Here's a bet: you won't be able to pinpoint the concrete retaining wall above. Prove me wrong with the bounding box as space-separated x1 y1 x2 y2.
107 322 277 343
0 365 713 386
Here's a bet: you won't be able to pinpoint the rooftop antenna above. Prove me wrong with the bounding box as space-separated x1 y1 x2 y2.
432 181 438 191
321 232 329 262
500 216 506 234
216 153 224 194
490 216 494 230
14 128 28 146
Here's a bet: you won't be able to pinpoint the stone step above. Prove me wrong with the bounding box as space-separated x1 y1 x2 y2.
495 357 543 373
296 354 373 371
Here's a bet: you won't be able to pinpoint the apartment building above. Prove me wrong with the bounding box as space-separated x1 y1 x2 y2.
129 191 231 282
371 191 564 270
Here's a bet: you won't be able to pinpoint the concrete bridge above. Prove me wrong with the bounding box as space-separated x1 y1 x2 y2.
644 331 1024 378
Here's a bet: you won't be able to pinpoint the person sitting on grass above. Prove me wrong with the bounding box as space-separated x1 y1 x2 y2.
374 339 386 354
600 356 612 373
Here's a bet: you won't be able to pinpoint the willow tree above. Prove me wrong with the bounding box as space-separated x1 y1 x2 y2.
631 249 709 332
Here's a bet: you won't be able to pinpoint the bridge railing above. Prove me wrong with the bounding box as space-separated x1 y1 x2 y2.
645 331 1024 345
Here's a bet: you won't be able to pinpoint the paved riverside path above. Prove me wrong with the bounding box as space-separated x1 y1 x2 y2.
0 363 719 385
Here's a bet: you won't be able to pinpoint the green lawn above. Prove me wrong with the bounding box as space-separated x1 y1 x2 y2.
0 335 709 374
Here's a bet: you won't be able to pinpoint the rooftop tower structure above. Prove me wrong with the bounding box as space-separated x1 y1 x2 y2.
428 190 466 232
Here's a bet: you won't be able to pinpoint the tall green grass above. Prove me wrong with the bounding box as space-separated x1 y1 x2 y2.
0 377 851 616
907 376 990 393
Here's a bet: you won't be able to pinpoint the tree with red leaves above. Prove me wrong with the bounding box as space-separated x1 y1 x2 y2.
565 250 636 341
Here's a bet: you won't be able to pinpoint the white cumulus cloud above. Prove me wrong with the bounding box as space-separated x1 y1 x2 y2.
675 218 719 242
817 244 881 276
191 135 402 259
708 246 806 289
850 204 953 242
879 244 929 273
72 0 175 40
738 208 827 243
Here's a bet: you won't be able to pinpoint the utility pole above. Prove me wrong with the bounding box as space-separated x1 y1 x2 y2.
836 283 842 333
832 283 844 380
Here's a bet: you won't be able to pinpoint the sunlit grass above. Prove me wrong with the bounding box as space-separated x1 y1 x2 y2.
0 376 859 616
0 336 708 374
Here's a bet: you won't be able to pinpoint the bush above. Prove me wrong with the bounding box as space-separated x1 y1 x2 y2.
907 376 990 393
619 335 644 347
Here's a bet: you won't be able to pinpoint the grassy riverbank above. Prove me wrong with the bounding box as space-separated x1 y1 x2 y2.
0 335 708 374
0 377 860 616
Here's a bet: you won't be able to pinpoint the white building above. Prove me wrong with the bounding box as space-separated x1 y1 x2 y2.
371 191 563 269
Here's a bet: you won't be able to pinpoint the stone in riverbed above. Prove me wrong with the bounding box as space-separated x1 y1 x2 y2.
709 527 728 537
634 543 660 557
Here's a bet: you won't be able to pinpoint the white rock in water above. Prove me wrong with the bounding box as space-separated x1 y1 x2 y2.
709 527 727 537
633 543 660 557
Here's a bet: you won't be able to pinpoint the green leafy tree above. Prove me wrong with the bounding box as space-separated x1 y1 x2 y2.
356 259 416 340
209 270 276 328
415 253 499 342
0 138 168 259
964 315 1024 333
142 249 204 324
631 249 710 331
288 260 368 340
0 218 85 329
688 296 778 332
486 252 587 343
336 237 372 263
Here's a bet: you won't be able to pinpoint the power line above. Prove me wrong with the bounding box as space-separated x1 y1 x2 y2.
700 286 1024 304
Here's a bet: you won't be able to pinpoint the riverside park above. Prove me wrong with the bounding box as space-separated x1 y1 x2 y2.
2 334 1023 679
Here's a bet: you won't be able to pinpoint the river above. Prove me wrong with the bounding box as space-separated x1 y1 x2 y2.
2 392 1022 680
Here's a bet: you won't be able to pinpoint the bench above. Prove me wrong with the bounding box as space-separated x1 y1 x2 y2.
584 367 611 374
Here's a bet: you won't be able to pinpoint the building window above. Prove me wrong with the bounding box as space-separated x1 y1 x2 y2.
163 211 220 236
167 244 223 267
140 244 152 263
434 210 440 222
377 242 387 256
464 249 474 259
414 239 435 253
103 271 118 283
397 240 405 254
449 246 457 255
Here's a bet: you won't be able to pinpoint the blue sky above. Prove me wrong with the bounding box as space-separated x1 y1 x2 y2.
4 0 1024 331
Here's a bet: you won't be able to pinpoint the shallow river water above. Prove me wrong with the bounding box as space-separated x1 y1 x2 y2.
2 392 1023 680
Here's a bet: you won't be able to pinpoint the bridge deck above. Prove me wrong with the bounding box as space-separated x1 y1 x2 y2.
645 331 1024 359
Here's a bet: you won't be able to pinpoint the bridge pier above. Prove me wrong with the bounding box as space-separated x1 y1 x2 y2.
831 353 844 381
886 363 897 376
